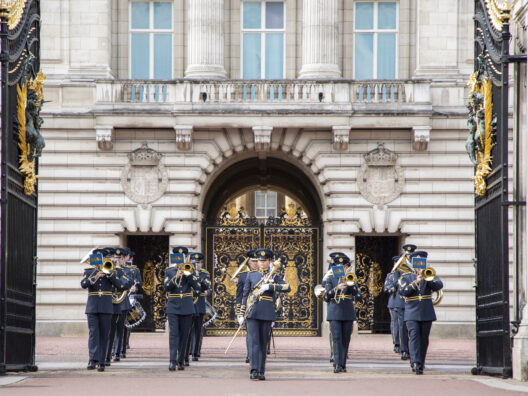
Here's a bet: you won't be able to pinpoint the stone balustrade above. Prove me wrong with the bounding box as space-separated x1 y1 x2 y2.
95 79 431 106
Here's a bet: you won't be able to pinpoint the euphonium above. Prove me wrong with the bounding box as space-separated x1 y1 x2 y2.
432 289 444 305
422 267 436 282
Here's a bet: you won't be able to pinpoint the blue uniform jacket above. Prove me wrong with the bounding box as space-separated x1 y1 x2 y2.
399 273 443 321
241 270 290 321
235 271 249 315
113 267 133 313
193 269 212 315
383 270 405 309
324 275 361 321
81 267 126 314
164 266 200 315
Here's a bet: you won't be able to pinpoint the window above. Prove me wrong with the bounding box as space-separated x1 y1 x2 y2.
354 1 397 79
242 1 284 79
130 1 173 79
255 191 277 218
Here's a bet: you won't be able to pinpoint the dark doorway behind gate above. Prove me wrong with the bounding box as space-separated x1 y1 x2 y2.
355 236 400 333
127 235 169 332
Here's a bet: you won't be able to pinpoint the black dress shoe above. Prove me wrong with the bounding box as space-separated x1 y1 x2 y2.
87 360 96 370
411 363 416 372
245 357 250 363
192 356 198 361
97 364 105 372
394 346 400 354
184 360 190 367
250 370 258 380
113 355 120 362
412 363 421 374
196 353 200 358
169 361 176 371
401 352 409 360
121 353 126 359
258 372 265 380
177 363 184 370
341 366 347 373
105 360 111 367
333 365 342 373
330 357 334 363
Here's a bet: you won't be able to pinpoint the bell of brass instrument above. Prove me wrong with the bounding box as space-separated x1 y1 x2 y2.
101 258 115 275
344 272 357 286
391 252 413 274
181 262 194 276
422 267 436 282
314 284 325 300
432 289 444 305
113 289 128 304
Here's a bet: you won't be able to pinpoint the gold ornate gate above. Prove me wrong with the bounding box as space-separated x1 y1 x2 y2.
204 208 321 336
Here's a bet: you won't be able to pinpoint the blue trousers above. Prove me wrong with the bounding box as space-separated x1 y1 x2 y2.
87 313 112 364
405 320 432 367
394 307 409 353
168 313 192 363
247 319 272 373
329 320 353 369
389 307 399 347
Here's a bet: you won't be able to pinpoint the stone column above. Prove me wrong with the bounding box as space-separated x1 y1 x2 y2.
185 0 226 79
299 0 340 79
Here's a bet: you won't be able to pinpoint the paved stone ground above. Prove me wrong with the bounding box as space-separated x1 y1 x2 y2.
1 334 528 395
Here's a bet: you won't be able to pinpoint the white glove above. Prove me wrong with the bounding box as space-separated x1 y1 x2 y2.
237 316 244 326
259 284 270 294
271 322 275 328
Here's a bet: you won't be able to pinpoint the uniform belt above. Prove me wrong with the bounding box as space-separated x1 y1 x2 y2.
259 296 274 302
200 293 206 296
168 293 193 298
339 295 352 300
404 294 432 302
88 291 112 296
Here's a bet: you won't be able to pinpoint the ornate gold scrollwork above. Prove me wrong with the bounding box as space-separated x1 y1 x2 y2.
279 203 306 226
466 55 494 197
16 70 46 195
219 204 248 226
0 0 27 30
367 261 383 297
486 0 510 31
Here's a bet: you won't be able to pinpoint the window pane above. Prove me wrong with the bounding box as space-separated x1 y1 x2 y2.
243 2 261 29
131 33 150 79
377 33 395 79
265 33 283 79
243 33 261 79
131 2 150 29
266 208 276 217
355 33 373 79
266 2 284 29
256 208 266 217
267 191 277 208
355 2 373 30
256 191 265 207
154 2 172 29
378 2 396 29
154 34 172 79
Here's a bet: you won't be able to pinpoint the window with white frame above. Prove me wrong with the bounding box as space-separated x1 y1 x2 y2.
130 1 173 79
242 1 284 79
354 1 397 79
255 191 277 218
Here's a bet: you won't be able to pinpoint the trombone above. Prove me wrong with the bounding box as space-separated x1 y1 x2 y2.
420 266 444 305
335 271 357 304
87 258 115 283
171 262 195 286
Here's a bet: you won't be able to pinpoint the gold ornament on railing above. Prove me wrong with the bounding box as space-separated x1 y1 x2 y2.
466 55 494 197
219 204 247 226
0 0 27 30
279 203 305 226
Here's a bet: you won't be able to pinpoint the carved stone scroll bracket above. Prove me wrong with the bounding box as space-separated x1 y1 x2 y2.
174 125 193 151
332 126 351 151
253 126 273 151
96 126 114 151
412 126 431 151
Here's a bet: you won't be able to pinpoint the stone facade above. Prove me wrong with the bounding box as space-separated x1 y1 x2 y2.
38 0 475 338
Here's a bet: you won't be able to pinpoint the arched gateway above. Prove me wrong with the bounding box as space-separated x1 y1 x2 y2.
201 156 324 336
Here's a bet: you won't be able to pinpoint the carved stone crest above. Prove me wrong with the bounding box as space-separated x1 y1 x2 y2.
121 143 168 205
357 144 404 205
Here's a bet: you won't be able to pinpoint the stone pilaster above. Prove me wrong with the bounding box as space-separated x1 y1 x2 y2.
299 0 341 79
185 0 226 79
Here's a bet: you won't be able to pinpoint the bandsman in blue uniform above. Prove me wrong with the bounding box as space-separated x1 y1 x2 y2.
324 254 361 373
187 252 212 362
106 248 132 365
81 248 126 372
239 248 290 380
235 249 259 364
164 246 200 371
121 248 142 355
398 250 443 375
383 257 401 354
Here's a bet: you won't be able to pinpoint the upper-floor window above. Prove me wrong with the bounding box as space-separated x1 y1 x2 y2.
242 1 284 79
354 1 397 79
255 191 277 218
130 1 173 79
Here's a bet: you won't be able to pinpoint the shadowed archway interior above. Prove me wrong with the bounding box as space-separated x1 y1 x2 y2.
202 157 323 223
